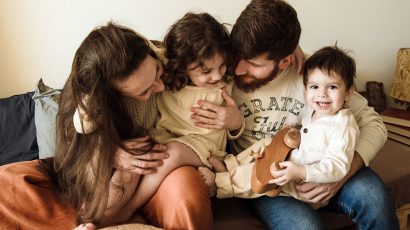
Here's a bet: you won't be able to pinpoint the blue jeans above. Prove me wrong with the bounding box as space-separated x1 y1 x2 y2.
249 167 399 230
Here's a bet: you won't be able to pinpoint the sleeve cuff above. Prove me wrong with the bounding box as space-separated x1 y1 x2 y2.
215 172 234 198
228 120 245 140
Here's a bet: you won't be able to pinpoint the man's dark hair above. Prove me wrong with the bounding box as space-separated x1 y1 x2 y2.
303 45 356 90
231 0 301 62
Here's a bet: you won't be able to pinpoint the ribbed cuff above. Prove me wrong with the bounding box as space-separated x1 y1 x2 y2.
215 172 234 198
228 120 245 140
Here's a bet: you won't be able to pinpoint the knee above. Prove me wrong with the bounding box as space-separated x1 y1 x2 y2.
167 167 210 208
358 184 395 222
365 184 393 210
159 142 190 175
144 166 211 210
343 169 399 228
349 170 393 210
150 166 213 230
338 169 396 224
165 142 196 167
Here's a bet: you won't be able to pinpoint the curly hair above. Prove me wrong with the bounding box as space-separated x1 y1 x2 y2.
163 12 231 92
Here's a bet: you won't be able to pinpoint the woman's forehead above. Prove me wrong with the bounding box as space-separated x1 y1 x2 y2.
116 55 157 93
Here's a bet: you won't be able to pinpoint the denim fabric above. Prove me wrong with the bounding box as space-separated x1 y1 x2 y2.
249 167 399 230
250 196 324 230
325 167 399 230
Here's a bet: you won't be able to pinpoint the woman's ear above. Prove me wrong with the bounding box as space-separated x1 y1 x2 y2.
278 54 293 70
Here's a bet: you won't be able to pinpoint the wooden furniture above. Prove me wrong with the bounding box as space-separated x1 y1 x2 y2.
397 203 410 230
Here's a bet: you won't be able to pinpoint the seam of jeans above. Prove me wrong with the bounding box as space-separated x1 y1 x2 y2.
335 200 354 217
335 200 364 230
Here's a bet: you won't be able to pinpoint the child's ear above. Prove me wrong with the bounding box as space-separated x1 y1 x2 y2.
278 54 293 70
345 87 354 101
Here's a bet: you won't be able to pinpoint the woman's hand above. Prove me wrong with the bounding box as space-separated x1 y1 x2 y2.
191 90 243 130
114 136 169 175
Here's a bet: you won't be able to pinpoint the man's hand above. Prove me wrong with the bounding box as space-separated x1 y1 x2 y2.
296 181 343 203
296 152 365 203
191 90 243 130
114 136 169 175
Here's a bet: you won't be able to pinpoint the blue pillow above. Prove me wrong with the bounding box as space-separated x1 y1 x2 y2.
0 92 39 165
33 79 61 159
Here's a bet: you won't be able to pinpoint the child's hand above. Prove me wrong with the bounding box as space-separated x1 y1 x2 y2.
269 161 306 186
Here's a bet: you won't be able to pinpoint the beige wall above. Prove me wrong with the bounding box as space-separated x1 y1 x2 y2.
291 0 410 107
1 0 409 106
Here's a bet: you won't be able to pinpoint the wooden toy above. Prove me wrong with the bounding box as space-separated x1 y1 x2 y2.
251 127 300 196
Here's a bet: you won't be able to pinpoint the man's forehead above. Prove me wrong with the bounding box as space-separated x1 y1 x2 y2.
242 53 275 67
244 53 271 65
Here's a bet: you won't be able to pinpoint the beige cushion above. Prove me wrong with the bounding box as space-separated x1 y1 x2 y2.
370 139 410 208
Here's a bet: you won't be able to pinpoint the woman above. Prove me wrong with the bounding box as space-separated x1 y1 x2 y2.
0 22 212 230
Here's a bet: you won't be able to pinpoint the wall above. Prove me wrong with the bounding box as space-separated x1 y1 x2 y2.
0 0 249 97
1 0 409 106
290 0 410 107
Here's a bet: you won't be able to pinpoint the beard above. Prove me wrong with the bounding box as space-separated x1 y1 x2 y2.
234 67 281 93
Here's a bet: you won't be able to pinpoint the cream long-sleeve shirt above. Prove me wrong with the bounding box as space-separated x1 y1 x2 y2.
281 108 359 203
155 83 231 152
154 82 236 166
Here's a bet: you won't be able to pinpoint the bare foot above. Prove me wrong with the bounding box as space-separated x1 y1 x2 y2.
73 223 96 230
198 167 217 197
208 156 227 172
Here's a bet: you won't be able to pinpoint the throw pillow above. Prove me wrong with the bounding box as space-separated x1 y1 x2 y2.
0 92 39 165
33 79 61 159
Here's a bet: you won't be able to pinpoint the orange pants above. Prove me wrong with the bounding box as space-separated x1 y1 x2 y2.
143 166 213 230
0 160 212 230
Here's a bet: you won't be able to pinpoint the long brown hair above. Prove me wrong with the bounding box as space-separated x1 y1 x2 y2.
162 12 231 92
39 22 156 224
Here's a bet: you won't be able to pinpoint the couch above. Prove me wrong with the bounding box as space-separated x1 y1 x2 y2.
1 87 410 230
